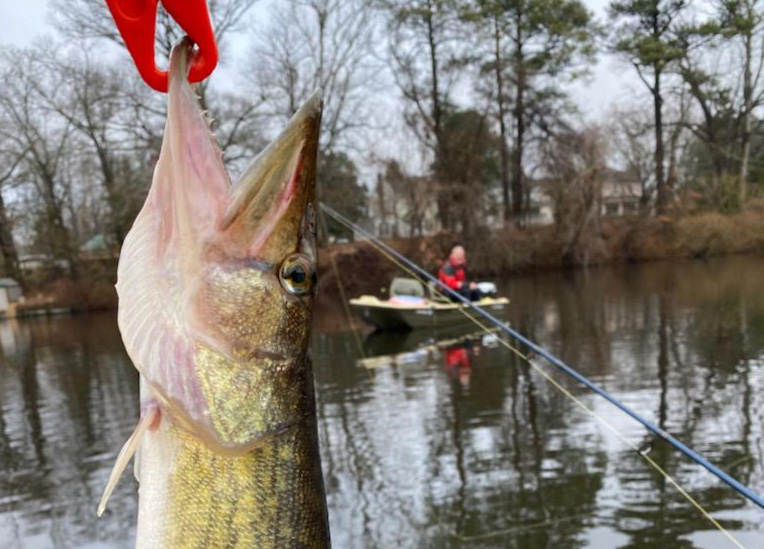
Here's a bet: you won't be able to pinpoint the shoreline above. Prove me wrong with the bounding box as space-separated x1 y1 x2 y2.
14 210 764 315
317 210 764 301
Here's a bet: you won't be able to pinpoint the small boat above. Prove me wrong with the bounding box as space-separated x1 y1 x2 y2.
349 277 509 331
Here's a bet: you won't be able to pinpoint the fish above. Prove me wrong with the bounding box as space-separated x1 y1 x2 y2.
97 38 329 549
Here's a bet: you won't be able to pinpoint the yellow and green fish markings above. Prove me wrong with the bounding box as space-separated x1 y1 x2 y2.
99 38 329 549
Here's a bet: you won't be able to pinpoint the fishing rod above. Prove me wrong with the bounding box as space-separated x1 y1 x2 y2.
320 202 764 511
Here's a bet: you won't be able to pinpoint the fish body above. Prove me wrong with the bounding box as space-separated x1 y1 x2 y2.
134 377 328 549
104 39 329 548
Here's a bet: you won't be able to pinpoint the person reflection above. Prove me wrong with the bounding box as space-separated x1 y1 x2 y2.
444 340 480 386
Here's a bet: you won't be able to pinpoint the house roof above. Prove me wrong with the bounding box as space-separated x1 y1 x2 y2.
81 234 109 252
0 278 20 288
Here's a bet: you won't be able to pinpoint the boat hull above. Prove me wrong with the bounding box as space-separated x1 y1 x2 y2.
349 296 509 331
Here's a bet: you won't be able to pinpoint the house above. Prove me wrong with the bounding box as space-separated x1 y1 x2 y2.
366 169 643 237
525 171 642 226
0 278 23 316
18 254 72 273
600 177 642 217
368 179 442 238
525 185 556 226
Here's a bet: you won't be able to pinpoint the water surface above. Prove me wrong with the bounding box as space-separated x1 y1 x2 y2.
2 256 764 548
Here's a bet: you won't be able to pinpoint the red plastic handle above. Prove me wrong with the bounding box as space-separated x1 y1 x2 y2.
105 0 218 92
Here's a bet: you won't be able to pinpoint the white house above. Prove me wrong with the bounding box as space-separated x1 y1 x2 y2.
600 179 642 217
367 170 643 236
526 172 642 226
0 278 23 316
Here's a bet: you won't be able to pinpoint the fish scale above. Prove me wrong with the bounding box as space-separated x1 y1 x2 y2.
138 369 328 549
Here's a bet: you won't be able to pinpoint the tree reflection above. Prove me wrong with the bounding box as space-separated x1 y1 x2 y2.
0 314 138 549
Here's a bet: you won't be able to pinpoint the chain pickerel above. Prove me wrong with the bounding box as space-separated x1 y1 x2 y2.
97 39 330 549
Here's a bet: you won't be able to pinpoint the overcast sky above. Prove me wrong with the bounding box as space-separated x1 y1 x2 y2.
0 0 644 176
0 0 644 120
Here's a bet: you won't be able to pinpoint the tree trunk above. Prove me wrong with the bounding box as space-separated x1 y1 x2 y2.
375 174 386 236
93 142 125 243
425 0 450 230
46 76 128 245
39 172 78 278
739 21 753 208
686 76 726 205
666 116 682 196
511 35 525 224
493 17 511 225
653 69 668 214
0 190 23 286
425 0 443 147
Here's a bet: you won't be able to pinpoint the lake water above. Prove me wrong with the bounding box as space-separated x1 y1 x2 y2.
1 256 764 548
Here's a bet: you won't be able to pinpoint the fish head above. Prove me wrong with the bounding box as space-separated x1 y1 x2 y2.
117 39 323 453
202 90 322 369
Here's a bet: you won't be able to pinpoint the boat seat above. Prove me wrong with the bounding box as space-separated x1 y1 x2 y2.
390 277 426 299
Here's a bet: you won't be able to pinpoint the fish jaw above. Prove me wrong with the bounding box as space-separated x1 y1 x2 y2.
221 89 322 265
116 38 323 453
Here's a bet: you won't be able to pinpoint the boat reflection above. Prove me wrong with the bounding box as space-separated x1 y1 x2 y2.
357 324 502 384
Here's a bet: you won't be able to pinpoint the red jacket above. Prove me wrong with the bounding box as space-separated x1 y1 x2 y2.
438 258 467 291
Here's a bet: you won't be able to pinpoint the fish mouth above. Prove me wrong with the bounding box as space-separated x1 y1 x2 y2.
164 38 322 265
219 90 322 264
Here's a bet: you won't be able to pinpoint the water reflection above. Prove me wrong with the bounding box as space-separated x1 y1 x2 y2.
0 315 139 549
317 257 764 548
0 257 763 548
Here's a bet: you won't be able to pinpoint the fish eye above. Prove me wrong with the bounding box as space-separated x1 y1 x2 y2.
279 254 315 296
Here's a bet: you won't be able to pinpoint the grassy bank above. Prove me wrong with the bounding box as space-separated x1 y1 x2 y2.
19 260 119 315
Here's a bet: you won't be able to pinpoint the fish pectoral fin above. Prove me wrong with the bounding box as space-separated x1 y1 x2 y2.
97 407 160 517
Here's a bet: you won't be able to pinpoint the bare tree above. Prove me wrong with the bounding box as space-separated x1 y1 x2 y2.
378 159 435 237
468 0 597 224
250 0 379 156
50 0 263 160
0 48 79 276
0 144 28 285
382 0 462 157
677 0 764 207
611 106 655 207
719 0 764 205
29 49 138 244
461 5 514 225
664 89 689 198
610 0 688 215
249 0 378 238
610 96 687 210
541 127 608 265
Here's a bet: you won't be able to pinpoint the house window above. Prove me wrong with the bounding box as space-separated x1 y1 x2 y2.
623 202 638 215
605 203 620 216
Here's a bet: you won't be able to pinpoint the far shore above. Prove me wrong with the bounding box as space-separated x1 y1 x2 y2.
318 210 764 301
9 209 764 317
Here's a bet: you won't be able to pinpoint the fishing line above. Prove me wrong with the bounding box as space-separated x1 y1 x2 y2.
317 206 366 359
321 202 756 547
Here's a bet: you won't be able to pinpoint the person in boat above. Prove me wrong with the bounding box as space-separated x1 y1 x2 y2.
438 245 482 302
